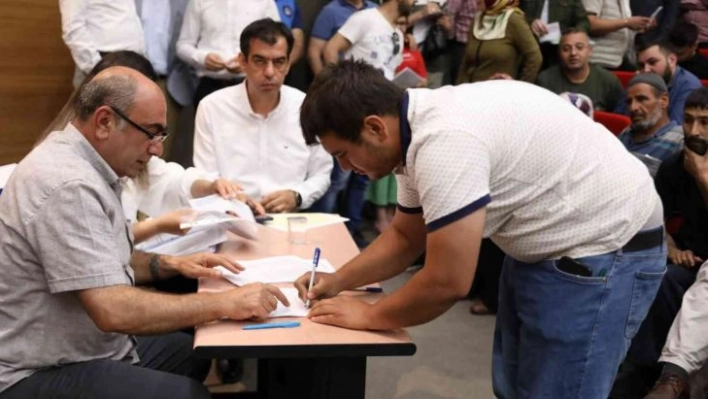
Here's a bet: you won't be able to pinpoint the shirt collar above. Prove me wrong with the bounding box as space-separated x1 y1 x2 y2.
239 80 283 119
398 91 412 167
62 124 121 188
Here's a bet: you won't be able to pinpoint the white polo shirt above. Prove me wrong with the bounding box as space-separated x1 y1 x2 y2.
193 83 333 209
396 81 660 263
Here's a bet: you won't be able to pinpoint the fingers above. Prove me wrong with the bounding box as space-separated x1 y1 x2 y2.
294 273 310 300
265 285 290 307
308 300 341 325
249 198 266 216
214 179 242 199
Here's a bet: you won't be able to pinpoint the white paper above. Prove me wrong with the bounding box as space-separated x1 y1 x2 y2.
264 213 349 232
650 6 663 20
136 227 226 256
270 288 308 318
187 195 258 239
0 164 17 190
540 22 561 45
393 67 425 88
412 20 431 45
215 255 336 286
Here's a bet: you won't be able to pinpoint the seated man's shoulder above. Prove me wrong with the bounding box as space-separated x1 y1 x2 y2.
199 85 241 109
280 85 306 105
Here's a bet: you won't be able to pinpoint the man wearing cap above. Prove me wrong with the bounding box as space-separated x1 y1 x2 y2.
617 73 684 176
610 87 708 398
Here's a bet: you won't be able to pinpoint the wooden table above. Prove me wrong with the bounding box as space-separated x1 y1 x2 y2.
194 222 416 399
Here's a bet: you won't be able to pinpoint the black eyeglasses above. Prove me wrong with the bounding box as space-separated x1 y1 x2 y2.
109 106 168 143
685 135 708 156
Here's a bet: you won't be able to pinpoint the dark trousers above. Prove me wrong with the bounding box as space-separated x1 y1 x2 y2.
448 40 467 84
193 76 244 109
609 263 698 398
468 238 505 312
0 333 212 399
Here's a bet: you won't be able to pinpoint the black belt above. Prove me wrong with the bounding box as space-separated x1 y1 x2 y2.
622 228 664 252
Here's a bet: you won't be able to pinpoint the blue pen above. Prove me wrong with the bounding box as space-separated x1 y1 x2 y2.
243 321 301 330
305 247 321 309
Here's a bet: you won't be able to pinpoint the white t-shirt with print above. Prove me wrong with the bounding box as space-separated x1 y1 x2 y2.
396 81 661 263
338 8 404 80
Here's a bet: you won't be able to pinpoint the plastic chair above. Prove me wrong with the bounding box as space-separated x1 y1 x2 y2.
703 79 708 88
699 48 708 59
612 71 635 89
594 111 631 136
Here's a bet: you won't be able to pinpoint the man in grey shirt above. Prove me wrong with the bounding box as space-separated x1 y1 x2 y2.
0 67 288 398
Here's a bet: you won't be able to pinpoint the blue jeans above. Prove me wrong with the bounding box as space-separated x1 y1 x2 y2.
492 238 666 399
309 161 368 232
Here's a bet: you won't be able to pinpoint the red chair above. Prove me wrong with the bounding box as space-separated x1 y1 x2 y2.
612 70 635 89
594 111 631 136
702 79 708 88
699 48 708 58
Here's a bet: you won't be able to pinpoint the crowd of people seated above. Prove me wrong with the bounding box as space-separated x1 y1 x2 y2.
1 0 708 397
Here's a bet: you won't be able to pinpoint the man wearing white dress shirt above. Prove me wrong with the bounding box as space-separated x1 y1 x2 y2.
176 0 281 107
193 19 332 213
59 0 145 88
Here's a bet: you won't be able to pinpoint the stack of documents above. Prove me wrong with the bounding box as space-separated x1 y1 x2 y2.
136 195 258 255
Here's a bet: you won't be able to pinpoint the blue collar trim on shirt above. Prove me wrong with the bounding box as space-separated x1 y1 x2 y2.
399 91 412 167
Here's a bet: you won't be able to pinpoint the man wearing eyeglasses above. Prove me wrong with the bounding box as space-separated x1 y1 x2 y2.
610 87 708 398
193 19 332 213
0 66 290 398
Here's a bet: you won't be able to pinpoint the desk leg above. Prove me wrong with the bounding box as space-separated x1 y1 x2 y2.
257 357 366 399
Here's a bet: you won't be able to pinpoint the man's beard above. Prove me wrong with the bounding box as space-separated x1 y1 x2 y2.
631 106 663 132
660 60 673 84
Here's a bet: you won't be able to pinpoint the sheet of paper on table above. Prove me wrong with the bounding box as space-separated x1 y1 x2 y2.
215 255 336 286
264 213 349 232
269 288 309 318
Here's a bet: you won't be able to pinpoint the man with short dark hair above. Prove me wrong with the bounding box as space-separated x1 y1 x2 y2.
615 38 703 123
536 28 623 111
0 67 288 398
295 60 667 397
618 73 683 175
193 19 332 213
669 21 708 79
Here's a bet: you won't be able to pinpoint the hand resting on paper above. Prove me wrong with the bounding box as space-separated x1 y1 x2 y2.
308 295 373 330
222 283 290 321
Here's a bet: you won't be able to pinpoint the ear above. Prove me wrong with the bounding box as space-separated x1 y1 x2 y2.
93 106 114 141
238 52 246 66
660 92 669 109
668 53 678 68
362 115 389 143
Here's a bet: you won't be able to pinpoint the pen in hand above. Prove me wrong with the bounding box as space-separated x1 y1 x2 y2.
305 247 321 309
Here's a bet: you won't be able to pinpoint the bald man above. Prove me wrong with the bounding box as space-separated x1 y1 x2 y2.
0 67 288 399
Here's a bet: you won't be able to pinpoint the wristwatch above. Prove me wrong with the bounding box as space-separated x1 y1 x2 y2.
293 191 302 208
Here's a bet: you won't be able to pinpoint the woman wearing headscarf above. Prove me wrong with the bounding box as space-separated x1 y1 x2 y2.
456 0 542 83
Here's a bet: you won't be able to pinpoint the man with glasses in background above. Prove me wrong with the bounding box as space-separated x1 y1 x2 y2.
193 19 332 214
